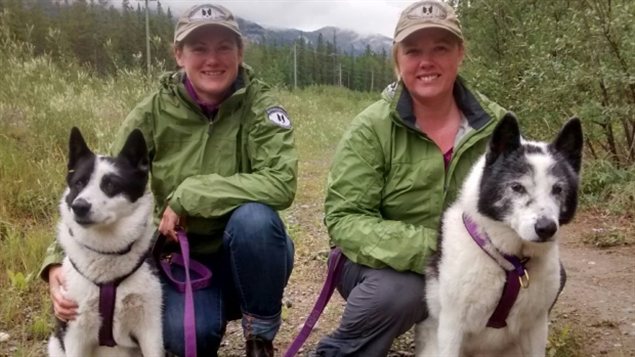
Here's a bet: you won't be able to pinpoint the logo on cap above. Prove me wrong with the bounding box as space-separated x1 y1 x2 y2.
189 5 227 21
407 1 447 19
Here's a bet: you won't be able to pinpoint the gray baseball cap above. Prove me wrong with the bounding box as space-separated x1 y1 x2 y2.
174 4 242 43
394 1 463 43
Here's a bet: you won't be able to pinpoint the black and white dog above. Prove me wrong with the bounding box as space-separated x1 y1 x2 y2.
416 114 583 356
48 128 163 357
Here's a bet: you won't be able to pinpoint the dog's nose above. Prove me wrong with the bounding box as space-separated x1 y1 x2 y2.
535 217 557 241
71 199 91 217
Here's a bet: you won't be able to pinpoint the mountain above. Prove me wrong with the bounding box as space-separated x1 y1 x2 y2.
47 1 392 55
236 18 392 56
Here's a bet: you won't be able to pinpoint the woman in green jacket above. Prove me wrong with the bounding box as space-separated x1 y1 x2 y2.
314 1 507 356
41 4 297 356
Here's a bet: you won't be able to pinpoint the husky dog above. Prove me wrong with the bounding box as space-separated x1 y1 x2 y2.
415 114 583 357
48 128 163 357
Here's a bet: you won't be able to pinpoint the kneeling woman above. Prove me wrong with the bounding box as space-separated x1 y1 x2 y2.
41 4 297 356
314 1 508 356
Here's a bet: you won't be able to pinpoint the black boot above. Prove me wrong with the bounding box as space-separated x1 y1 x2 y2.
246 336 274 357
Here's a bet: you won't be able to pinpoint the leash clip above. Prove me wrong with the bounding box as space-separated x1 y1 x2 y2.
518 269 530 288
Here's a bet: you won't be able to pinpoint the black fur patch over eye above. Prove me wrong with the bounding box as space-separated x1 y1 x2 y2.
100 174 123 198
479 151 532 221
511 183 526 194
101 156 148 202
74 178 87 189
65 156 96 208
548 163 579 224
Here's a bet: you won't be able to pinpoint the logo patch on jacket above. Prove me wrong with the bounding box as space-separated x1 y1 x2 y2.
266 107 292 129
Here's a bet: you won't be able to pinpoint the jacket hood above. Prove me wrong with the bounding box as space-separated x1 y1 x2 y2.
380 77 498 132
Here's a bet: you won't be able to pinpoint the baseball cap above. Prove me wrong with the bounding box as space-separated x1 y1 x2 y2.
393 1 463 43
174 4 242 43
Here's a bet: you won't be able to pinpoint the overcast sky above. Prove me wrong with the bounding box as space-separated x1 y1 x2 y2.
157 1 418 38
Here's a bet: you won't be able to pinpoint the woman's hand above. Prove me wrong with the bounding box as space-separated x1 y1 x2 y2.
48 265 78 322
159 206 182 242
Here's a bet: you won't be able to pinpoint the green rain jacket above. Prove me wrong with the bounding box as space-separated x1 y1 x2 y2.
325 78 507 274
40 65 297 279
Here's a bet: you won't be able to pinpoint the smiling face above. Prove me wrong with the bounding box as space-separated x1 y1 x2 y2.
175 25 243 105
395 27 464 105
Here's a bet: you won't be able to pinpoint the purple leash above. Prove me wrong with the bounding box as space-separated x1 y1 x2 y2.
462 213 529 328
284 248 344 357
160 230 212 357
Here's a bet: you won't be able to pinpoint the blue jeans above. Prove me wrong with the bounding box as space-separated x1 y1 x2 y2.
161 203 294 356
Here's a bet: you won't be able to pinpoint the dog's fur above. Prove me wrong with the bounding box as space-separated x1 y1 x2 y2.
415 114 583 357
48 128 163 357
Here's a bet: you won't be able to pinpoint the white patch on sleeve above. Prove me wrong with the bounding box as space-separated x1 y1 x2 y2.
265 107 292 129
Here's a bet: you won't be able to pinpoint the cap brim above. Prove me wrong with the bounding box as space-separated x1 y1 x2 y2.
175 22 242 43
394 24 463 43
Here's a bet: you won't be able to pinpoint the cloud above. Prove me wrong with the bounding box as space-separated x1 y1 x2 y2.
159 0 417 37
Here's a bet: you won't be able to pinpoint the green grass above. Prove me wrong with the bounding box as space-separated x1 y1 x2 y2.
547 324 583 357
0 41 159 354
581 160 635 214
578 160 635 247
582 222 635 248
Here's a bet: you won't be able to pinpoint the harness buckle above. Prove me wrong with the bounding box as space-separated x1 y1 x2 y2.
161 253 173 264
518 269 530 288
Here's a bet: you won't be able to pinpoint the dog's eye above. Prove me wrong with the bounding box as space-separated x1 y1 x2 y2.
74 179 86 189
101 177 121 196
511 183 526 194
552 184 563 195
104 181 117 194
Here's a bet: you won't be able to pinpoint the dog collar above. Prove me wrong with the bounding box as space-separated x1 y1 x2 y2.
73 236 136 256
462 213 530 328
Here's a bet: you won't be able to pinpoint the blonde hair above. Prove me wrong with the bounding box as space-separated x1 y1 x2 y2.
392 43 401 81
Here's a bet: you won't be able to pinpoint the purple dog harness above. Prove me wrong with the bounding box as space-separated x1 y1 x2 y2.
98 277 133 346
462 213 530 328
159 230 213 357
284 247 344 357
74 231 211 350
68 249 147 347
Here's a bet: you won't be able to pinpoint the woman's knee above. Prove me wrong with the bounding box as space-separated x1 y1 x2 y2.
380 278 425 316
225 203 285 242
355 271 427 322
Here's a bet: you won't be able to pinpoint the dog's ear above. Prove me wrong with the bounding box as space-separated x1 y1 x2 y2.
68 127 93 170
118 129 149 172
551 117 583 174
486 112 521 166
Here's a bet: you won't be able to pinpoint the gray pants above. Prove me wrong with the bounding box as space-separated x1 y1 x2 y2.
314 255 428 357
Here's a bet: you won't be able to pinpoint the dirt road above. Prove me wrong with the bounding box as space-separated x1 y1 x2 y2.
553 219 635 356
